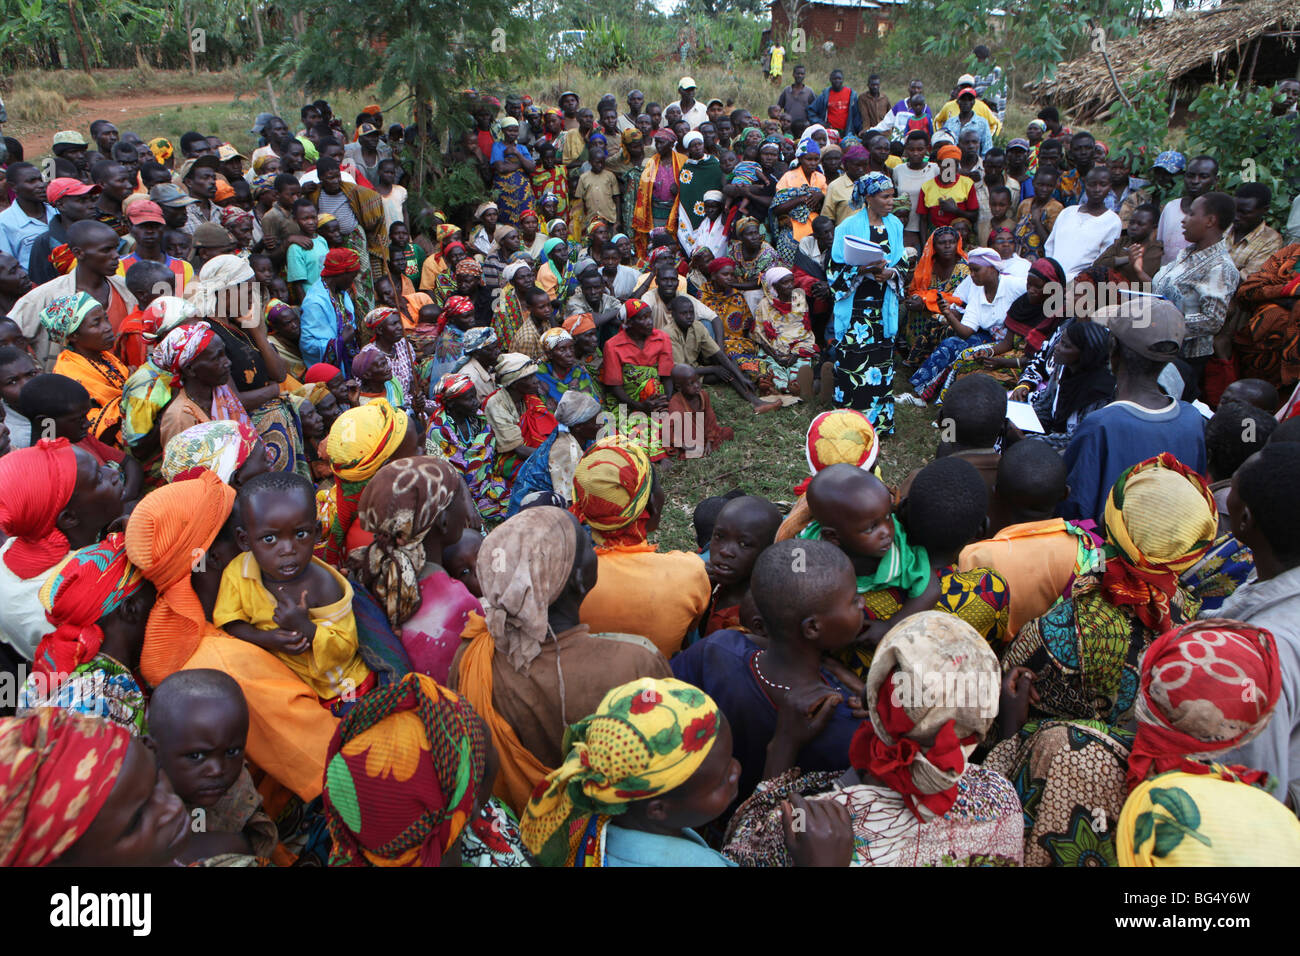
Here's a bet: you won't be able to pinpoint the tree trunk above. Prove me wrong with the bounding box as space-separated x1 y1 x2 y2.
248 3 281 115
185 7 198 75
66 0 93 73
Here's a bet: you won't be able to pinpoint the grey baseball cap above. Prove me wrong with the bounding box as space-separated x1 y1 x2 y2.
149 183 198 208
1093 296 1186 362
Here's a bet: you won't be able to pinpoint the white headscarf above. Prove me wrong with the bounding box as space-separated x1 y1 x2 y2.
965 246 1006 271
187 254 259 321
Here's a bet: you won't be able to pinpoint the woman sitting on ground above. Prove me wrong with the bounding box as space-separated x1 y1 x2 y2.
724 612 1024 867
448 505 672 814
986 454 1218 867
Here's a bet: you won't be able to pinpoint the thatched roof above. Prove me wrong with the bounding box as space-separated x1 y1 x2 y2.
1026 0 1300 120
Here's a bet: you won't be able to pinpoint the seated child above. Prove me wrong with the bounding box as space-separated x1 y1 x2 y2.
520 676 852 867
669 296 775 411
692 488 745 552
665 364 733 460
148 668 279 864
702 494 781 635
18 373 144 503
896 456 1011 653
776 409 880 542
214 471 374 706
442 529 483 599
672 539 867 805
798 464 940 672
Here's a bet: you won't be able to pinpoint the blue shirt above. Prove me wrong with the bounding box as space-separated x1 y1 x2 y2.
1061 399 1207 525
0 202 55 271
604 825 735 867
506 428 563 517
490 141 532 164
286 235 328 286
671 629 860 804
941 113 993 156
299 281 354 372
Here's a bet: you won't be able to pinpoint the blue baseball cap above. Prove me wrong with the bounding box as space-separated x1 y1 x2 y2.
1152 150 1186 174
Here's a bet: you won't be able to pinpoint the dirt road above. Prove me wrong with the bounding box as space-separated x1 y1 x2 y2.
13 90 244 145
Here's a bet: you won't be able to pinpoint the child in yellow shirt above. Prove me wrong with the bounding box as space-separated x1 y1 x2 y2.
214 471 373 705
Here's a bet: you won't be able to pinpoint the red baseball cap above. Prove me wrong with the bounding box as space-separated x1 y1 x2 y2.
126 200 166 225
957 86 979 99
47 178 101 203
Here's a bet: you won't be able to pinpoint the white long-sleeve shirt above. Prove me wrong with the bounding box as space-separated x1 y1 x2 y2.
1044 206 1122 281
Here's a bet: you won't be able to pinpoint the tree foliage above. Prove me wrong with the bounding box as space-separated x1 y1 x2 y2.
907 0 1163 92
1104 66 1170 163
1185 81 1296 228
259 0 527 216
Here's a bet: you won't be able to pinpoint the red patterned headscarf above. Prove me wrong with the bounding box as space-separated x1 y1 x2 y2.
322 248 362 277
571 436 654 549
322 673 487 866
31 533 146 680
443 295 474 317
0 439 79 580
1127 619 1281 793
433 372 475 406
849 612 999 822
150 323 215 376
1101 453 1217 632
0 709 131 866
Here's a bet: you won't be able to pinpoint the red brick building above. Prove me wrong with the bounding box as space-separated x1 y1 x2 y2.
769 0 907 47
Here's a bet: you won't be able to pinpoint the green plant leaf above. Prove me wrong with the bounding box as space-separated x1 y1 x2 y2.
1152 820 1185 857
1133 810 1155 851
1149 786 1201 831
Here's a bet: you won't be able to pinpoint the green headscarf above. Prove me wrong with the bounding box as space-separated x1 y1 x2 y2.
798 516 932 597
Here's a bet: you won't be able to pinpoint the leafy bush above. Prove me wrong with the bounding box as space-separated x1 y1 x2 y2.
426 159 489 227
1185 80 1296 229
577 17 632 75
1104 66 1171 168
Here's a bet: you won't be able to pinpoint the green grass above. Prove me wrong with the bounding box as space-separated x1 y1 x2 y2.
651 387 935 553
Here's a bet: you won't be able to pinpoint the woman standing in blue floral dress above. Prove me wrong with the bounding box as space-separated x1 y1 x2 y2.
826 172 908 436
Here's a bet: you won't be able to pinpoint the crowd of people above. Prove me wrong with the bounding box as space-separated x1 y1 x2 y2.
1 54 1300 869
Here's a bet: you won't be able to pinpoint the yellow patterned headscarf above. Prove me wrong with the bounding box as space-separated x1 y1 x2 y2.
1100 453 1217 632
1117 771 1300 866
800 408 879 494
570 435 653 548
326 399 410 484
1103 453 1217 575
521 677 720 867
148 137 173 164
322 399 410 566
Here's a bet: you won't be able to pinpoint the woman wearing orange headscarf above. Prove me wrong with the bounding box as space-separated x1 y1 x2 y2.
916 144 978 242
631 130 685 261
901 224 967 365
124 471 338 800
